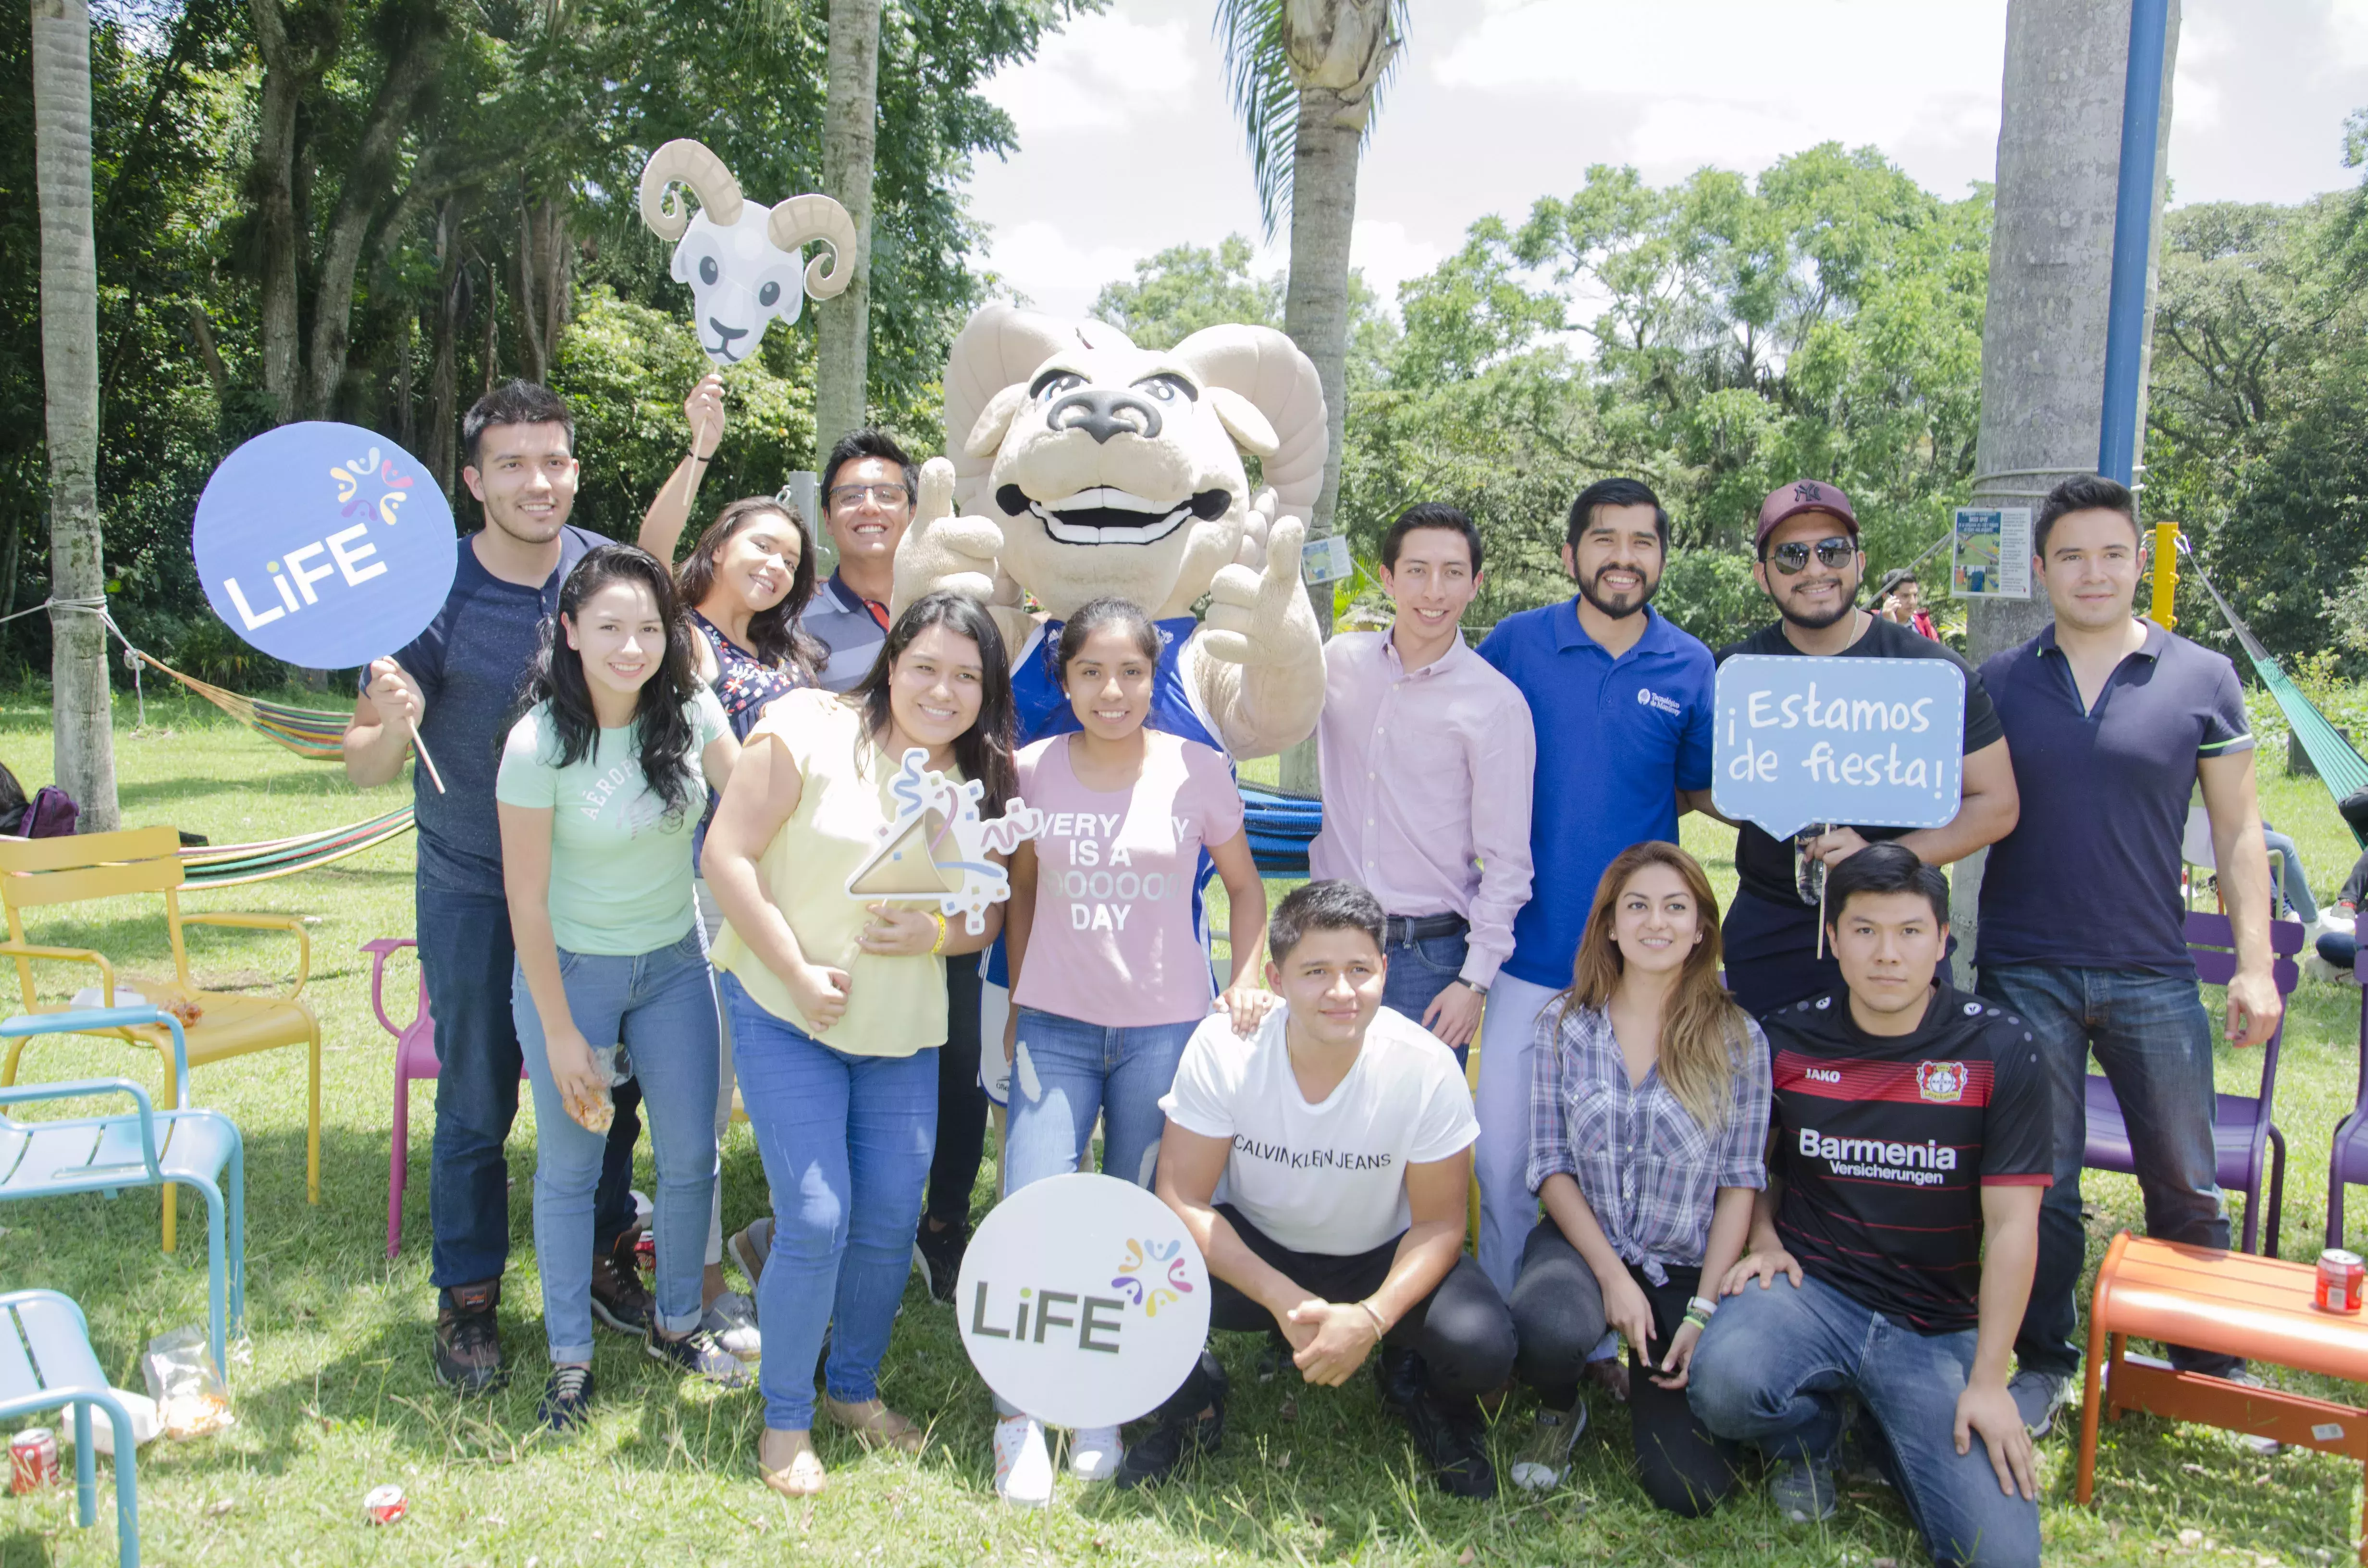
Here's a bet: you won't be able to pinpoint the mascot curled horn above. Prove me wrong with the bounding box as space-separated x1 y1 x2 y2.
893 303 1329 761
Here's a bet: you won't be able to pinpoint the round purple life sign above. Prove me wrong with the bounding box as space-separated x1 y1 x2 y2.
193 422 456 669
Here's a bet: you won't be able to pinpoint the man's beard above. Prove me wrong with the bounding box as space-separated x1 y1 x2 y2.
1577 564 1656 621
489 502 567 545
1781 582 1858 632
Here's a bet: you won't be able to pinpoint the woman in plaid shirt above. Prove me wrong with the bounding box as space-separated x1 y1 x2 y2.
1505 842 1772 1511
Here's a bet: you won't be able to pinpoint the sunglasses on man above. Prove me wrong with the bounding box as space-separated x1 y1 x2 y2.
1766 536 1858 575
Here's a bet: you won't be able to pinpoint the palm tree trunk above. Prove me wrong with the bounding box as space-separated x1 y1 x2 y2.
32 0 119 829
1275 85 1359 794
813 0 879 458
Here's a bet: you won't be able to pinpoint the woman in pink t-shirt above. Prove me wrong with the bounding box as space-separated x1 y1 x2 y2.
989 596 1272 1503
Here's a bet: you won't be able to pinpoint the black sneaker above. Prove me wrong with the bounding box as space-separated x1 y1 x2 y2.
433 1279 506 1394
538 1363 594 1431
1256 1330 1291 1383
589 1237 654 1335
1374 1345 1423 1414
646 1325 753 1389
1404 1383 1497 1498
1116 1351 1227 1489
912 1217 968 1305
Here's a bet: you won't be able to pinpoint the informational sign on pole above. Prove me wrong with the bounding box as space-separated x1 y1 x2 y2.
956 1174 1211 1431
1712 656 1968 841
1951 506 2032 600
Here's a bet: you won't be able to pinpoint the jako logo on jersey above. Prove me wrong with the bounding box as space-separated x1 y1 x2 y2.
1799 1128 1959 1172
1635 687 1683 716
1804 1066 1841 1084
1917 1061 1968 1103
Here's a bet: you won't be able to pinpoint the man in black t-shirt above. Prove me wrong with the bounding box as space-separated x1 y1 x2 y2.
1688 844 2045 1568
1694 480 2019 1017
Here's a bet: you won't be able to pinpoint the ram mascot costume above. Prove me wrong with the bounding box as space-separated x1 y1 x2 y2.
894 303 1329 762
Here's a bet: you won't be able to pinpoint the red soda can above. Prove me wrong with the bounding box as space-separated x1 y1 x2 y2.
2316 1249 2366 1313
9 1429 59 1494
363 1483 408 1523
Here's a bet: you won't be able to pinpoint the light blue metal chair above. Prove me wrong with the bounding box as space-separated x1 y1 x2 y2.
0 1288 142 1567
0 1006 246 1371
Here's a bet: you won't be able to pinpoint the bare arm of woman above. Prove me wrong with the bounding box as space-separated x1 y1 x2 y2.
636 375 725 561
499 802 606 1125
1653 1184 1758 1388
700 725 852 1031
699 725 740 797
1208 828 1274 1036
1000 841 1038 1064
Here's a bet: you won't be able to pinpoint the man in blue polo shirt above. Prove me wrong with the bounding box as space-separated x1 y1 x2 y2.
1973 474 2283 1439
1475 476 1715 1294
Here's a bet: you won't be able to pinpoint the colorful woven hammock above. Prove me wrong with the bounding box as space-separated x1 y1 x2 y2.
137 652 352 762
178 806 418 887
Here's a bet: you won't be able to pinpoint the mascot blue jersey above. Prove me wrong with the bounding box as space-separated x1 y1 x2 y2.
994 613 1227 991
1009 614 1223 753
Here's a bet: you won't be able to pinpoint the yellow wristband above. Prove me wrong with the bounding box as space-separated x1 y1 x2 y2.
928 911 949 956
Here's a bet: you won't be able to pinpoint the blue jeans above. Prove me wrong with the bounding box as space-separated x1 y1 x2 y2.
1006 1009 1199 1194
1977 963 2236 1379
1689 1271 2040 1568
514 933 719 1362
723 972 938 1432
2261 828 2319 922
1381 928 1471 1067
418 880 639 1289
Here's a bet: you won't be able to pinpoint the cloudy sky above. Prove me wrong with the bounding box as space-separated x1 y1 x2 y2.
966 0 2368 320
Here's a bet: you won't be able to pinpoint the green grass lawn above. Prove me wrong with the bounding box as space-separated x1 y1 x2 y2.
1 686 2365 1566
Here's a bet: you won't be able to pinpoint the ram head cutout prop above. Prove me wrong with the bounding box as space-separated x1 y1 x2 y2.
638 139 858 366
893 303 1329 761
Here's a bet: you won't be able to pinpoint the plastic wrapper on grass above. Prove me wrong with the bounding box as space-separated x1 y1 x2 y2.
142 1325 234 1439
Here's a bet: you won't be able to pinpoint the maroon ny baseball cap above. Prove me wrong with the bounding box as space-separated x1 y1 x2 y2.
1755 479 1859 551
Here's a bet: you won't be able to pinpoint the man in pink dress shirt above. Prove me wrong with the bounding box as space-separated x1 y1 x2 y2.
1310 504 1537 1067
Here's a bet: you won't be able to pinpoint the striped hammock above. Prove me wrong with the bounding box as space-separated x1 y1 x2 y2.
138 652 352 761
178 806 417 888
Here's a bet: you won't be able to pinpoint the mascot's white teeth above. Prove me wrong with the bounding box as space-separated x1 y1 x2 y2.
996 483 1232 547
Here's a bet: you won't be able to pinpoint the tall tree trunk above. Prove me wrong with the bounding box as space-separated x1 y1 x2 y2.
426 202 467 490
1275 86 1361 793
245 0 343 420
1951 0 2179 971
813 0 879 458
33 0 119 828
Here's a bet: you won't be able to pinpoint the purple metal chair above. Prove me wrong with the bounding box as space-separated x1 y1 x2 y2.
2081 910 2303 1258
2324 942 2368 1251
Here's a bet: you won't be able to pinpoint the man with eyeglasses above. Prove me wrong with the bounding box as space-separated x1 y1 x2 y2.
803 430 920 692
1702 480 2019 1020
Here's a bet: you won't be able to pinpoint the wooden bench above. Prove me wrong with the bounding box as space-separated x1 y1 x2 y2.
2077 1231 2368 1559
0 1289 142 1567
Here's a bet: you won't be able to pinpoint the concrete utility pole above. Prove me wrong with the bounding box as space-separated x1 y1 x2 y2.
1952 0 2179 972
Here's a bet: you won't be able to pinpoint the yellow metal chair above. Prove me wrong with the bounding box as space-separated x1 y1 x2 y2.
0 826 320 1250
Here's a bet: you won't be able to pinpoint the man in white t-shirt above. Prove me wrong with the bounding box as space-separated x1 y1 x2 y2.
1122 881 1516 1496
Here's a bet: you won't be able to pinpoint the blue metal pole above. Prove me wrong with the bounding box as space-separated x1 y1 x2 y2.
2098 0 2173 484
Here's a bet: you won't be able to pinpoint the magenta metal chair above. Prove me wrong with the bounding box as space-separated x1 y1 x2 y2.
363 938 438 1259
2080 910 2304 1258
2325 942 2368 1251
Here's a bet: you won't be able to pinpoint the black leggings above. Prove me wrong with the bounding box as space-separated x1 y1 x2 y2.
1508 1221 1746 1518
924 952 988 1227
1204 1203 1517 1399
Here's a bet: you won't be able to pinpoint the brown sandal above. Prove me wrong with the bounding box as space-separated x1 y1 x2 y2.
759 1429 826 1497
822 1395 928 1455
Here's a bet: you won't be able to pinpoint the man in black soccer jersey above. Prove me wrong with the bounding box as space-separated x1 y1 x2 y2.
1688 844 2045 1568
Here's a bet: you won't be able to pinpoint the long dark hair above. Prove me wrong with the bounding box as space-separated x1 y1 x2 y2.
676 496 824 679
518 543 703 824
850 590 1017 817
1054 596 1160 686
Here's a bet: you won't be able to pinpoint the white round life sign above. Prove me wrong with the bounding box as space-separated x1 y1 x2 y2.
955 1173 1212 1431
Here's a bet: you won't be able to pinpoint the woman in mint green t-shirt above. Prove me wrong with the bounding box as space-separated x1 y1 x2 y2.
495 544 741 1430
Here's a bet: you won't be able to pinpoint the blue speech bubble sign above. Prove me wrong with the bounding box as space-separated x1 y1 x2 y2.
192 422 456 669
1711 655 1967 841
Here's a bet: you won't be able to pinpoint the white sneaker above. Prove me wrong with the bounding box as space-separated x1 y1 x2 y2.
702 1291 761 1361
1067 1424 1123 1482
2324 906 2358 935
993 1414 1053 1507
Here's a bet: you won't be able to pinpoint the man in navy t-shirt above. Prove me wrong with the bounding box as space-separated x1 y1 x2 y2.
345 381 651 1393
1474 477 1714 1294
1972 474 2283 1438
1690 844 2045 1566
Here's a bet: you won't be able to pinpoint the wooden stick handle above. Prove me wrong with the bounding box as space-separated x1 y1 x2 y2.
408 717 446 795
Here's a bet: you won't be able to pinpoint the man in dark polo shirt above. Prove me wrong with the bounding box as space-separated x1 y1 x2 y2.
345 380 651 1391
802 429 915 692
1690 844 2045 1566
1973 474 2283 1438
1707 480 2020 1017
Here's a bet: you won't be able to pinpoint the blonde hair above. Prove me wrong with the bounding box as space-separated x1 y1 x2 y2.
1559 841 1749 1134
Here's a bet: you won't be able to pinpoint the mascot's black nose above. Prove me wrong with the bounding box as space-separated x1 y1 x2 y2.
1047 387 1163 444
